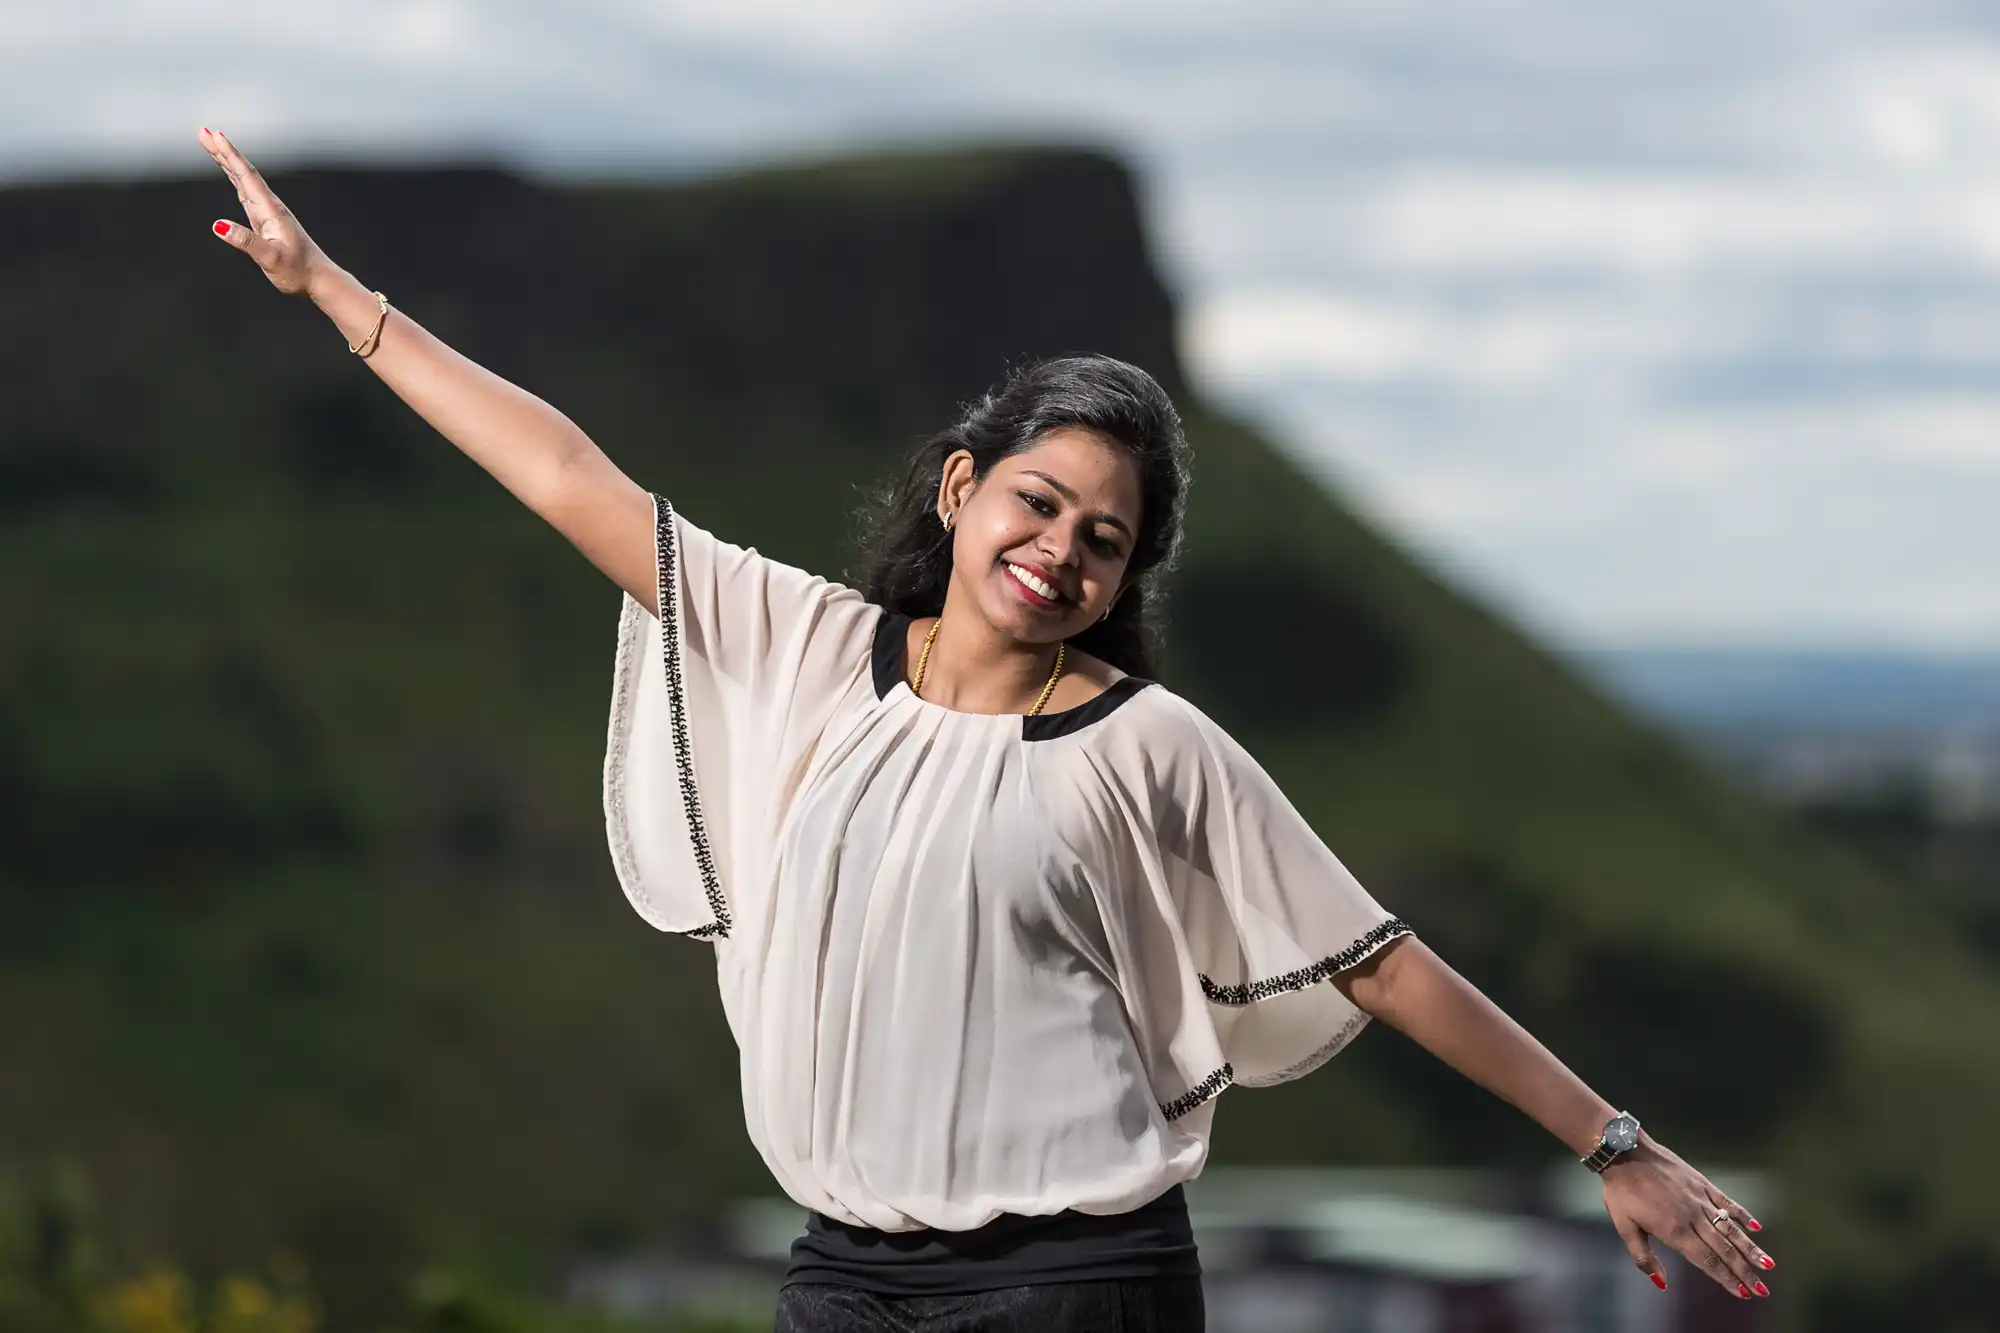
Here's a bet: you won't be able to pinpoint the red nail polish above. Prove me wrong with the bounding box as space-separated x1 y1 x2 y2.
1746 1218 1761 1231
1759 1255 1775 1270
213 221 232 237
1650 1274 1667 1290
1737 1284 1751 1299
1754 1281 1769 1297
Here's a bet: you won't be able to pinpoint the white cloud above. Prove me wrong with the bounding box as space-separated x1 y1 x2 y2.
1177 164 2000 283
1184 288 1697 389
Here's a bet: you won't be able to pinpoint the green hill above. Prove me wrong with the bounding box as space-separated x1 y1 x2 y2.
2 146 1995 1331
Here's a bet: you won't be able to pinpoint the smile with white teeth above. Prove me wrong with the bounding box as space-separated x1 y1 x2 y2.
1005 562 1063 603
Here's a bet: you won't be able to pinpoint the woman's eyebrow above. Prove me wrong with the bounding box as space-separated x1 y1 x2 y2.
1022 470 1133 538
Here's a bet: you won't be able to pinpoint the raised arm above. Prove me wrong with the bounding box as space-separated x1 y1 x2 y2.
1337 938 1778 1303
198 127 657 613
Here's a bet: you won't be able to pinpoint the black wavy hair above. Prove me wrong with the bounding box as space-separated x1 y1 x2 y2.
853 354 1191 678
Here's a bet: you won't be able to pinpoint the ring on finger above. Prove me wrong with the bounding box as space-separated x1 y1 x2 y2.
1710 1208 1731 1229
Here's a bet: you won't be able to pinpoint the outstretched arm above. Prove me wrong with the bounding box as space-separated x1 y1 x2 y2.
198 127 657 613
1338 937 1777 1302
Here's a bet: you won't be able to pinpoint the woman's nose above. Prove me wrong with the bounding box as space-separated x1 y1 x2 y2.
1036 533 1079 568
1042 522 1090 562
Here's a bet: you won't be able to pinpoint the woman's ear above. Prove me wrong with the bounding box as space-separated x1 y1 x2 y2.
937 448 978 520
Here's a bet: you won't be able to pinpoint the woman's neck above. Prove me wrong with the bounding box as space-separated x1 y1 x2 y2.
911 598 1064 717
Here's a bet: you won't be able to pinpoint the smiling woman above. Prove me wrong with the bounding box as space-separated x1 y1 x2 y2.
198 125 1781 1332
850 359 1189 717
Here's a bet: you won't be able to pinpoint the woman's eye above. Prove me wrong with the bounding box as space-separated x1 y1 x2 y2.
1020 491 1120 556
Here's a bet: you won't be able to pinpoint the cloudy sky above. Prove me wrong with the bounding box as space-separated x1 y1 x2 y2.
9 0 2000 653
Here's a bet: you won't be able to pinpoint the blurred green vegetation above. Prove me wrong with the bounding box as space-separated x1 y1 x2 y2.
2 144 1998 1330
0 1159 758 1333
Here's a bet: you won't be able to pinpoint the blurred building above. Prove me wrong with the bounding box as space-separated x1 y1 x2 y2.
1581 647 2000 822
562 1165 1774 1332
1713 723 2000 823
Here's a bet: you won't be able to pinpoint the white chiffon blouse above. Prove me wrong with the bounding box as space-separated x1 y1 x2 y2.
603 495 1412 1231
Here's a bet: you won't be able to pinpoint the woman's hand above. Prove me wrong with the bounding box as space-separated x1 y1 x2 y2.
1602 1135 1775 1300
198 127 330 298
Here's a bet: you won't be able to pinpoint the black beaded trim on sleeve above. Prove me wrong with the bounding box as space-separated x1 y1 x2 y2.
1159 1064 1234 1122
1197 918 1412 1006
654 494 730 941
1160 921 1411 1119
1240 1010 1371 1089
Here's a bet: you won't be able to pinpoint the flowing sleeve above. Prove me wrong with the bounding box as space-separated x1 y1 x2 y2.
603 493 878 941
1120 692 1413 1125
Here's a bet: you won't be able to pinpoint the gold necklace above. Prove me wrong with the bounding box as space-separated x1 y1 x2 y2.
910 616 1066 716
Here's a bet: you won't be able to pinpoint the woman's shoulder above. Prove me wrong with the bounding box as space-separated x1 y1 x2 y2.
1044 644 1221 724
1062 666 1213 747
1120 679 1217 737
1041 643 1130 713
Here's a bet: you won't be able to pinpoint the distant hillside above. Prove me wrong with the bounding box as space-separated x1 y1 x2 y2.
2 147 1996 1331
1581 648 2000 732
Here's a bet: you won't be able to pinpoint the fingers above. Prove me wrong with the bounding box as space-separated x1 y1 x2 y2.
198 127 286 228
1705 1188 1776 1278
1672 1212 1767 1300
1610 1213 1668 1291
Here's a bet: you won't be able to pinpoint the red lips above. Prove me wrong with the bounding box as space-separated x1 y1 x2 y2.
1005 560 1066 603
1005 564 1068 609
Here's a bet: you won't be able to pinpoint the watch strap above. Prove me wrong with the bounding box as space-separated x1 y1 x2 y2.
1581 1140 1623 1173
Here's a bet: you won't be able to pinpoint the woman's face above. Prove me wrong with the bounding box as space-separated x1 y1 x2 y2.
940 427 1144 643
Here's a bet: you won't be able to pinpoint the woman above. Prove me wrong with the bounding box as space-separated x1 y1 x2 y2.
199 128 1777 1332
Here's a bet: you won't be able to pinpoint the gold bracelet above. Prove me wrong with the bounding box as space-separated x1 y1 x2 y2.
348 291 390 358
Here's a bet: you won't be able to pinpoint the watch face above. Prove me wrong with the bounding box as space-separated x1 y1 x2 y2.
1604 1114 1640 1154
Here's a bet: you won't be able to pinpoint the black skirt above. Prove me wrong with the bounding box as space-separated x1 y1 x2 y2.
778 1183 1204 1330
772 1274 1205 1333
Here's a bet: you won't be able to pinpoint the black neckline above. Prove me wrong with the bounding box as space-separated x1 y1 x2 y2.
870 609 1154 741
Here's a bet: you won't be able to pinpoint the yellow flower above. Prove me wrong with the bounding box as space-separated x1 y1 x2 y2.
90 1264 319 1333
93 1267 198 1333
213 1272 319 1333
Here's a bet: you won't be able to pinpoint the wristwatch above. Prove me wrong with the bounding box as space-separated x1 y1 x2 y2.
1581 1110 1642 1173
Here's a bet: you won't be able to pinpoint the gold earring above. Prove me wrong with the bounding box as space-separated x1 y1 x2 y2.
942 509 954 532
